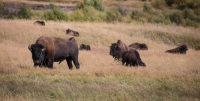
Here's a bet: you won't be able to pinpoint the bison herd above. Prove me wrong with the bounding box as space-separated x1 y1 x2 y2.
29 21 188 69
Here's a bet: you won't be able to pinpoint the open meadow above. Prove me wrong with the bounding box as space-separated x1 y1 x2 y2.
0 19 200 100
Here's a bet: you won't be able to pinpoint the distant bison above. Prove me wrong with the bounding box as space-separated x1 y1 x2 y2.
34 20 45 26
68 37 77 44
109 43 121 60
109 40 129 60
129 42 148 50
66 29 79 37
79 44 91 51
165 45 188 54
28 36 80 69
122 50 146 67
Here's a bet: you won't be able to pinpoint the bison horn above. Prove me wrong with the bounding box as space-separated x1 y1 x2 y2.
42 48 46 51
28 45 32 51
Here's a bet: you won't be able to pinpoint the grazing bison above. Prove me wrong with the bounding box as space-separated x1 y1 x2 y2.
122 50 146 67
129 42 148 50
66 29 79 37
109 40 129 60
79 44 91 51
28 36 80 69
165 45 188 54
34 20 45 26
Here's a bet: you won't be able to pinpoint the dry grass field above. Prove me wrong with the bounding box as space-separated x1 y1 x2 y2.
0 19 200 101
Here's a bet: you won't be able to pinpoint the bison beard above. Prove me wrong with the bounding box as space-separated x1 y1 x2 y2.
28 36 80 69
122 50 146 67
165 45 188 54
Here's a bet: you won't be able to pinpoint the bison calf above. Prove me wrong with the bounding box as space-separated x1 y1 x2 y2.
165 45 188 54
122 50 146 67
66 29 79 37
34 20 45 26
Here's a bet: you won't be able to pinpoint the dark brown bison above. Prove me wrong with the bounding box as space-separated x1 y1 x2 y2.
28 36 80 69
34 21 45 26
129 42 148 50
68 37 77 44
109 40 129 60
165 45 188 54
66 29 79 37
122 50 146 67
79 44 91 51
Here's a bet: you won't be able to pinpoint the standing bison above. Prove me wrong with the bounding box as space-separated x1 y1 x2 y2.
66 29 79 37
28 36 80 69
129 42 148 50
122 50 146 67
165 45 188 54
109 40 129 60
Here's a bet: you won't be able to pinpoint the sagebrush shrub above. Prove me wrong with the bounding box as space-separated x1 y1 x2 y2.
18 5 32 19
106 9 122 22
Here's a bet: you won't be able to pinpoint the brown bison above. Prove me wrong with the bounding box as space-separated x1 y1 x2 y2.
28 36 80 69
122 50 146 67
109 40 129 60
79 44 91 51
66 29 79 37
129 42 148 50
165 45 188 54
34 20 45 26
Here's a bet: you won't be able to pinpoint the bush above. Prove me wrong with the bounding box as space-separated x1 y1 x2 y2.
76 0 105 11
152 0 166 9
106 9 122 23
18 5 32 19
117 6 130 16
169 11 184 25
143 3 152 13
43 5 69 21
71 6 105 22
0 1 4 17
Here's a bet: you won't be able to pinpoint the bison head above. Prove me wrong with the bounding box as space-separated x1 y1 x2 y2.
28 44 46 67
109 43 121 59
140 44 148 50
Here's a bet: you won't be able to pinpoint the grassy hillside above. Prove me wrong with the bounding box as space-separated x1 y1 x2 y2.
0 19 200 100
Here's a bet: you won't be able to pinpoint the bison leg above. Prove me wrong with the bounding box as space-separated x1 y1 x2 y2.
46 58 54 68
66 57 73 70
71 57 80 69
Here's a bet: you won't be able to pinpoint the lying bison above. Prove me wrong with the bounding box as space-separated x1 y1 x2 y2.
66 29 79 37
129 42 148 50
28 36 80 69
80 44 91 51
165 45 188 54
34 20 45 26
122 50 146 67
109 40 129 60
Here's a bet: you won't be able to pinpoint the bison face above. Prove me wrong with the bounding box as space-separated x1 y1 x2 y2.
141 44 148 50
28 44 46 67
109 43 121 58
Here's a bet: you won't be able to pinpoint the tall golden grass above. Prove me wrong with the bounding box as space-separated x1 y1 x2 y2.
0 19 200 100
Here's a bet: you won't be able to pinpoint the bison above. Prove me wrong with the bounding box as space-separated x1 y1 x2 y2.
33 20 45 26
66 29 79 37
122 50 146 67
165 45 188 54
79 44 91 51
129 42 148 50
28 36 80 69
109 40 129 60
